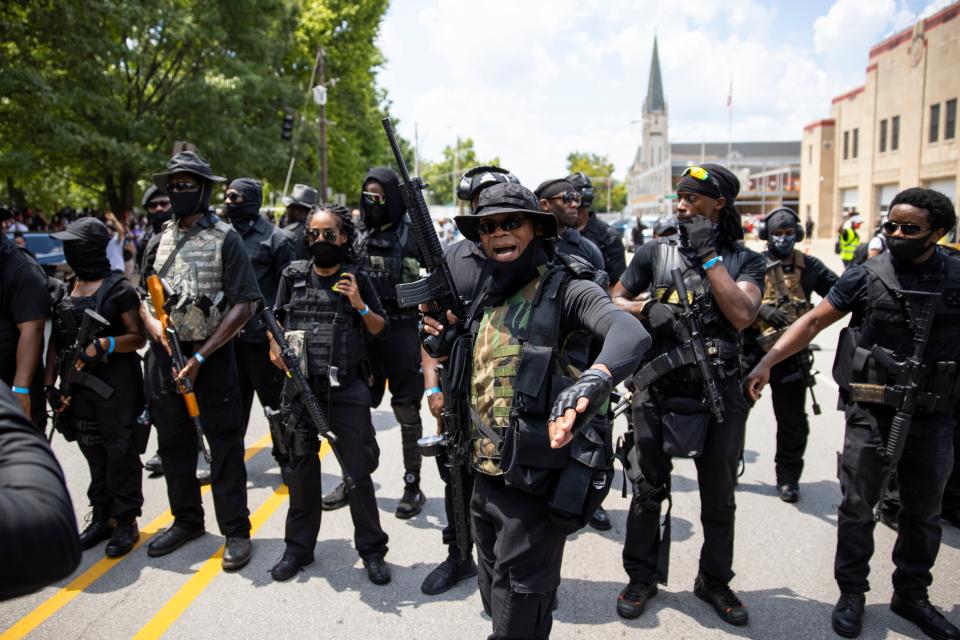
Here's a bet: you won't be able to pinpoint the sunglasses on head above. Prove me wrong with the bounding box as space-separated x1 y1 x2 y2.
882 220 930 236
306 229 340 243
362 192 386 205
681 166 721 189
224 191 243 202
146 199 170 209
167 181 199 193
477 214 527 236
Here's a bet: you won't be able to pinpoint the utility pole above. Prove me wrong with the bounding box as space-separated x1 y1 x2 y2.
317 46 328 199
414 123 420 177
453 136 460 214
607 176 612 213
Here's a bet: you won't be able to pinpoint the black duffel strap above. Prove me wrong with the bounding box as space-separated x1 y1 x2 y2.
471 405 504 447
630 347 697 390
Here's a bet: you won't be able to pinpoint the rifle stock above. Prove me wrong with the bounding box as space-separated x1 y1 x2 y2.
146 274 212 463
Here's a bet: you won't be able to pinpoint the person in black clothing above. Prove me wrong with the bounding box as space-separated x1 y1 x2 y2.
743 207 838 503
139 151 261 571
337 167 426 519
422 182 648 638
222 178 294 462
0 215 49 429
747 188 960 640
568 172 627 285
613 163 764 626
282 184 319 262
0 384 81 601
535 178 605 270
45 217 147 557
267 203 392 585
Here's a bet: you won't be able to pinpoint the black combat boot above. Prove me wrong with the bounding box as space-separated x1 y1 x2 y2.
144 453 163 475
271 552 313 582
105 520 139 557
322 481 350 511
694 574 749 626
79 513 114 550
891 593 960 640
831 592 865 638
147 525 204 557
421 553 478 595
222 537 252 571
395 472 425 519
363 555 392 585
777 482 799 503
616 581 657 619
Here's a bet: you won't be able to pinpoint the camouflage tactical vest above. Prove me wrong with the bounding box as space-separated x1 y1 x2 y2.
151 217 229 342
755 252 811 351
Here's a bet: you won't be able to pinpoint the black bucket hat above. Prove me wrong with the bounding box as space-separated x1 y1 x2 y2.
282 183 320 208
152 150 225 189
455 183 558 242
51 216 111 247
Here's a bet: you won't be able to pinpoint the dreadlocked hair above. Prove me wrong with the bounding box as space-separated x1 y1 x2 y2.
717 203 744 250
307 202 358 262
890 187 956 234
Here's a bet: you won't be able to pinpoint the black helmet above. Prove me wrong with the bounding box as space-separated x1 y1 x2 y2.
566 172 594 209
456 165 520 202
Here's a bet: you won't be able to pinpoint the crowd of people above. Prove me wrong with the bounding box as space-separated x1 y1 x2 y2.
1 149 959 640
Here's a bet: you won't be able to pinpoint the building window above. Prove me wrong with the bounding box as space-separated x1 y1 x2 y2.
946 99 957 140
843 130 849 159
852 128 859 158
892 116 900 150
930 103 940 143
879 119 887 153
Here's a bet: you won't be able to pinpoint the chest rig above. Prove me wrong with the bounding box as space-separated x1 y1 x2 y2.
837 251 960 414
282 261 366 385
52 275 122 351
355 222 415 313
151 217 229 342
755 252 812 351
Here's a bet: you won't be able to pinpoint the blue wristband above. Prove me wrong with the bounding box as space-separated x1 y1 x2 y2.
193 351 205 365
107 336 116 354
358 305 370 316
11 386 29 395
426 386 442 396
702 255 723 270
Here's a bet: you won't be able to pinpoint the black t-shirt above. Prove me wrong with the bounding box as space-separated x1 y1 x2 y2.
620 240 766 297
274 262 386 405
0 239 50 385
139 214 262 308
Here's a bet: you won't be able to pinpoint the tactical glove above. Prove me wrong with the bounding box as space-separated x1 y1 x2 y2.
680 215 719 260
549 369 613 437
79 338 108 366
642 300 677 338
759 304 790 329
45 385 65 411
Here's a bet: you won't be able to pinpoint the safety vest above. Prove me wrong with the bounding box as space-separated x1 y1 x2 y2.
839 227 859 262
281 261 366 384
152 217 229 342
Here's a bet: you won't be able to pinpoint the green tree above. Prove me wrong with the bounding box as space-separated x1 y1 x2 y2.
566 151 627 212
421 137 499 206
0 0 397 213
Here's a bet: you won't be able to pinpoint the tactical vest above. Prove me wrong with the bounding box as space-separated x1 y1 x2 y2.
152 217 229 342
355 223 416 311
282 261 366 384
51 275 122 350
754 252 812 351
837 251 960 413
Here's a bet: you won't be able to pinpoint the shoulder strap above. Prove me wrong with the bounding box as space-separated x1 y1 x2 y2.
94 273 125 314
155 218 206 279
524 266 570 350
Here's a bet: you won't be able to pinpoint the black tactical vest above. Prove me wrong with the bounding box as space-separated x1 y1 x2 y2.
282 261 366 384
354 222 410 310
52 275 122 350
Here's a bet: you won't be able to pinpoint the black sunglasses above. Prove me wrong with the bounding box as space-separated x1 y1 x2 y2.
167 181 199 193
477 214 527 236
882 220 929 236
306 229 340 243
547 191 581 206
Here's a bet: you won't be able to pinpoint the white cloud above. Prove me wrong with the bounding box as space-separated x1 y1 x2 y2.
813 0 910 59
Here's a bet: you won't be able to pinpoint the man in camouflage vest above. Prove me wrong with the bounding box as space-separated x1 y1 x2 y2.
138 151 262 572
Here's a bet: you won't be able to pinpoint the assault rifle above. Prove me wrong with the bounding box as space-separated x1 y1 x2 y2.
671 267 725 423
381 116 471 561
52 308 113 439
147 274 212 463
856 290 941 521
766 262 822 415
260 308 353 490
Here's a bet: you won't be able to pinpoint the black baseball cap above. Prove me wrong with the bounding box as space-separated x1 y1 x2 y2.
51 217 111 247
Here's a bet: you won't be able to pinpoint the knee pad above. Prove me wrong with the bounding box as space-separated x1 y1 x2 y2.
392 403 421 425
400 420 423 472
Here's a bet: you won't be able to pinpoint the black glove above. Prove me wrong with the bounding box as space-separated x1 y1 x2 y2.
45 385 65 411
642 300 677 338
549 369 613 437
79 338 108 366
680 215 718 260
759 304 790 329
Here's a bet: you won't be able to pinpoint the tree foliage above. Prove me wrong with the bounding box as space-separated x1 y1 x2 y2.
0 0 396 213
566 151 627 212
421 137 499 207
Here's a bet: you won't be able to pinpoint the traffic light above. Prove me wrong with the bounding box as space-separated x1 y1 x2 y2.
281 111 294 140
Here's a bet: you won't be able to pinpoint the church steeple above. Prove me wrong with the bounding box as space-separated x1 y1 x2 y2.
645 35 666 113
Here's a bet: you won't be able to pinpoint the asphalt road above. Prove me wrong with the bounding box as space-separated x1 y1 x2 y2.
1 239 958 639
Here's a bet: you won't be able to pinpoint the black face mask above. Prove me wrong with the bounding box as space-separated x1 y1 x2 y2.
483 238 550 306
63 240 111 281
170 182 211 218
361 202 388 229
887 233 934 262
311 241 350 268
768 232 797 258
226 202 260 231
149 209 172 233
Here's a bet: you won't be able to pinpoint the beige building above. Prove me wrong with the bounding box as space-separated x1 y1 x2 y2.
801 2 960 239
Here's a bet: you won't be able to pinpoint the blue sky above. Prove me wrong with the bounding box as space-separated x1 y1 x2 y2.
377 0 951 183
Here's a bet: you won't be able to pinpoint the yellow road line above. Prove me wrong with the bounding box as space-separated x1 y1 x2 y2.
0 434 273 640
133 441 331 640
